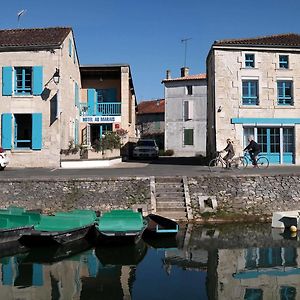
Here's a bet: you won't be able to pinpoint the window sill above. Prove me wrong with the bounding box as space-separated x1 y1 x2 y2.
275 105 295 108
239 105 260 109
11 149 34 153
12 95 34 98
241 67 259 70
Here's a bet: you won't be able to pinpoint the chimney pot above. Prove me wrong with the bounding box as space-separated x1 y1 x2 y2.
181 67 189 77
166 70 171 79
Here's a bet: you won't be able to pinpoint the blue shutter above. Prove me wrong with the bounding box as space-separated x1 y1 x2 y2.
87 89 96 115
75 119 79 145
32 264 43 286
2 67 13 96
75 82 79 107
69 39 72 57
32 113 42 150
32 66 43 95
1 113 12 149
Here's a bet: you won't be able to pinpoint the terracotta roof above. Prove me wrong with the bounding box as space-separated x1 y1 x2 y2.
213 33 300 48
0 27 71 50
137 99 165 114
162 73 206 83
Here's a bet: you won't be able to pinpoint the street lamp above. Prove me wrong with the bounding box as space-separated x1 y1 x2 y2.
53 68 60 85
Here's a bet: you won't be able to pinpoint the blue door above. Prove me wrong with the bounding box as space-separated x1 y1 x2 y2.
257 128 280 164
283 128 294 164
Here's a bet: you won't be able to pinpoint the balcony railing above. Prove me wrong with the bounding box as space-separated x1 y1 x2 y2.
80 102 121 116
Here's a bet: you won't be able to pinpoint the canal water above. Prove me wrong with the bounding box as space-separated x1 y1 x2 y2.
0 223 299 299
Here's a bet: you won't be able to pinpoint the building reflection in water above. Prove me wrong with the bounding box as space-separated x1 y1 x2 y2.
1 223 299 299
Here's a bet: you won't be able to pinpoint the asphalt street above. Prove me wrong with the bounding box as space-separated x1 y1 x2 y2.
1 157 300 179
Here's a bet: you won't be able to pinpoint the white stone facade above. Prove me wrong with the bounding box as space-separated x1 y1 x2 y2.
0 30 80 168
207 42 300 164
163 71 207 157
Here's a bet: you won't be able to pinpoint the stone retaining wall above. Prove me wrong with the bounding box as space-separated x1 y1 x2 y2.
0 177 150 214
0 175 299 219
189 174 300 219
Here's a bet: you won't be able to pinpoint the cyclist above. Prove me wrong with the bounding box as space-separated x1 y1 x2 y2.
221 138 235 168
244 135 260 168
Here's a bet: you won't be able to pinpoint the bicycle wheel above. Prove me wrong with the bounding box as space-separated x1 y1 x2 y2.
256 156 269 169
234 156 248 169
209 158 225 171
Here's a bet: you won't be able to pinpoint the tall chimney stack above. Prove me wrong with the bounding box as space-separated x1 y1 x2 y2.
181 67 189 77
166 70 171 79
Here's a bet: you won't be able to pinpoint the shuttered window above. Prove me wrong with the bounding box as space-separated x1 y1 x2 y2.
184 129 194 145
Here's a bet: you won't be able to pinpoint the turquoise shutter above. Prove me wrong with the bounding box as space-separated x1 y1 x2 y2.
2 67 13 96
75 82 79 107
32 66 43 95
32 113 42 150
32 264 43 286
87 89 96 115
75 119 79 145
1 113 12 149
69 39 72 57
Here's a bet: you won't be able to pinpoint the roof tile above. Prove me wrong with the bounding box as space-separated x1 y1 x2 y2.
162 73 206 83
0 27 71 49
137 99 165 114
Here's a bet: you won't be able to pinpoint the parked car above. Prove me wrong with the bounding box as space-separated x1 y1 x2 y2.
0 148 9 170
133 139 159 159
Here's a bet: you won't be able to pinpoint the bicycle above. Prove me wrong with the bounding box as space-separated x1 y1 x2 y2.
208 151 245 171
240 152 269 169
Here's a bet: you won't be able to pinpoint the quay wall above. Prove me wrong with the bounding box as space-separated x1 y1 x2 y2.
0 175 299 219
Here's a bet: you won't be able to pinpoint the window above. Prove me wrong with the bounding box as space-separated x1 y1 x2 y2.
245 54 255 68
1 113 42 150
184 129 194 145
283 128 294 153
15 67 32 95
186 85 193 95
183 101 193 121
257 128 267 152
242 80 258 105
279 55 289 69
277 80 293 105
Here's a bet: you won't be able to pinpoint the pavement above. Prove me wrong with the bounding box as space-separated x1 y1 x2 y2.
1 157 300 179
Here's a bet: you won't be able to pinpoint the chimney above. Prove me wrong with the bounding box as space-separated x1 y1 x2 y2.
181 67 189 77
166 70 171 79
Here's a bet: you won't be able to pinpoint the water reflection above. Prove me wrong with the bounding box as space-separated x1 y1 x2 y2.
1 223 300 299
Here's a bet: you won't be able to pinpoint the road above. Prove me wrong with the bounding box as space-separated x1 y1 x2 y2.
1 157 300 179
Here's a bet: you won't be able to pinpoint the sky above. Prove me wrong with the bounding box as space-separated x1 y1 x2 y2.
1 0 300 102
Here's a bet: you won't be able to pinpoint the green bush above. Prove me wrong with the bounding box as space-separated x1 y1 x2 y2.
92 132 121 152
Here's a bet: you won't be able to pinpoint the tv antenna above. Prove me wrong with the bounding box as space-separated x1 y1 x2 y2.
181 38 192 67
17 9 27 27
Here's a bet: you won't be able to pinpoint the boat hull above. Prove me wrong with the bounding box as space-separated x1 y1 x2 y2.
19 225 93 246
0 226 33 244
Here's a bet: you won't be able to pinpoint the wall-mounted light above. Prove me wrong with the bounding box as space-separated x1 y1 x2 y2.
217 106 222 112
53 68 60 85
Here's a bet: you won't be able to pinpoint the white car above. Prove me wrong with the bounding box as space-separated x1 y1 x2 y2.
0 149 9 170
133 139 159 159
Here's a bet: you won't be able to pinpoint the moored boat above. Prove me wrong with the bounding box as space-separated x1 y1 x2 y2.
94 210 147 244
20 209 97 246
143 214 179 237
0 207 41 244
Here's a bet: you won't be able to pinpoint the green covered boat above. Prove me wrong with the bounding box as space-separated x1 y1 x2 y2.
0 207 41 244
20 209 97 246
95 210 147 244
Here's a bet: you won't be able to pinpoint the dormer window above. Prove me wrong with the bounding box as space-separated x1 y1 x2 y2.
245 54 255 68
279 55 289 69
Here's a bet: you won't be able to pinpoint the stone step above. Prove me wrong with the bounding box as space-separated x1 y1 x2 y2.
156 202 186 209
156 184 184 191
156 192 185 198
156 196 185 202
155 211 187 221
155 177 183 183
156 206 186 213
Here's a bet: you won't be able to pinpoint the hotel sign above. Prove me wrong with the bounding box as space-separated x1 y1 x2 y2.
80 116 121 123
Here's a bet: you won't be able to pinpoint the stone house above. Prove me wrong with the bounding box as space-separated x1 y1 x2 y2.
136 99 165 148
0 28 137 168
79 64 136 147
162 68 207 156
0 27 80 168
207 33 300 164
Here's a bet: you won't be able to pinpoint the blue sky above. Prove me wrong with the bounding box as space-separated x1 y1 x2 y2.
2 0 300 101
